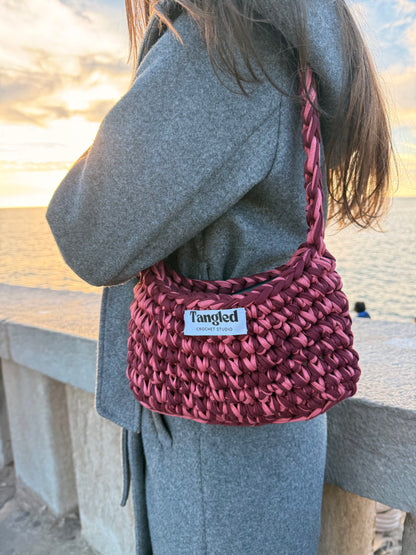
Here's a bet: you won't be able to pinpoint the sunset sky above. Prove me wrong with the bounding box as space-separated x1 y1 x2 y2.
1 0 415 207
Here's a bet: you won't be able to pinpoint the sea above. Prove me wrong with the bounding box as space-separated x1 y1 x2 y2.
0 198 415 323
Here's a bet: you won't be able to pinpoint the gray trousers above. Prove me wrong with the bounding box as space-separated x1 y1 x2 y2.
123 407 327 554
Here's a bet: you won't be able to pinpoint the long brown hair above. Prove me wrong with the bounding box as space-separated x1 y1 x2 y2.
125 0 394 230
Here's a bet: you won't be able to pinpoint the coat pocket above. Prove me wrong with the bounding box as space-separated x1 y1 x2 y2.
150 410 173 448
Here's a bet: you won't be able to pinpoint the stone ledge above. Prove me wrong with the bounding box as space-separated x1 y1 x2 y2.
0 284 100 392
351 318 416 410
0 284 101 341
5 323 96 393
0 283 414 405
1 285 415 509
0 284 415 553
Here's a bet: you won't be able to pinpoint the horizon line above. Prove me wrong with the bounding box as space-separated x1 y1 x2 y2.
1 194 416 210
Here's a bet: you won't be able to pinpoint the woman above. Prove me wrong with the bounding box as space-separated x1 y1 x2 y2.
46 0 392 553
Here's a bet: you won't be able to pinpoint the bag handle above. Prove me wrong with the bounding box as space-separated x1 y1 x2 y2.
300 68 325 255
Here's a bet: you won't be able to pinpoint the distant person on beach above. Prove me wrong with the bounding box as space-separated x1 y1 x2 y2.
46 1 393 553
354 301 371 318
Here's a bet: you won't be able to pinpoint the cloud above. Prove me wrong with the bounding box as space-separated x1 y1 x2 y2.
58 0 93 22
0 96 120 127
0 0 131 126
350 0 416 70
349 1 416 190
0 62 65 125
1 0 416 206
0 64 63 104
79 99 117 122
0 160 71 172
382 65 416 107
0 50 129 126
395 0 416 14
395 151 416 196
380 17 415 31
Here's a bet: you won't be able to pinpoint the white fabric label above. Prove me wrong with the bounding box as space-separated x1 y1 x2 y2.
184 308 247 336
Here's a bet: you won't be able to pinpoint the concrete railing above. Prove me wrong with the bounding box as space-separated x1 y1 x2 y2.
0 283 415 555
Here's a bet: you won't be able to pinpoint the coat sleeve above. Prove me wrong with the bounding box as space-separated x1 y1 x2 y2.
46 12 281 287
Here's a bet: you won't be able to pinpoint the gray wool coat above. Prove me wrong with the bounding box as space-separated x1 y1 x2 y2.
46 0 343 434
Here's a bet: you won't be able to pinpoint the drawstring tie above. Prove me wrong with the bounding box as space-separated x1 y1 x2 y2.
120 427 131 506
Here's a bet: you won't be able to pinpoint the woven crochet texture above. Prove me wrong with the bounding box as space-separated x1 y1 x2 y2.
126 69 361 426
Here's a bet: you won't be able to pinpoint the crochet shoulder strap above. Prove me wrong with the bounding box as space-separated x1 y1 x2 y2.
301 68 325 256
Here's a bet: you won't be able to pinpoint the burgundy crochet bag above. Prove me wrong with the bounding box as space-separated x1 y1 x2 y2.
126 69 361 426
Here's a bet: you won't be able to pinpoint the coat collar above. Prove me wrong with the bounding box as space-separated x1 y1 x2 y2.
136 0 179 69
137 0 343 116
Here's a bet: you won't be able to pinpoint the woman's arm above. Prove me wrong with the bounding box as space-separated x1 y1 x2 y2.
46 13 281 286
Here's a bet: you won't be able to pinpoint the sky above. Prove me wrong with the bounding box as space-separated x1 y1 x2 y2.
0 0 415 207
